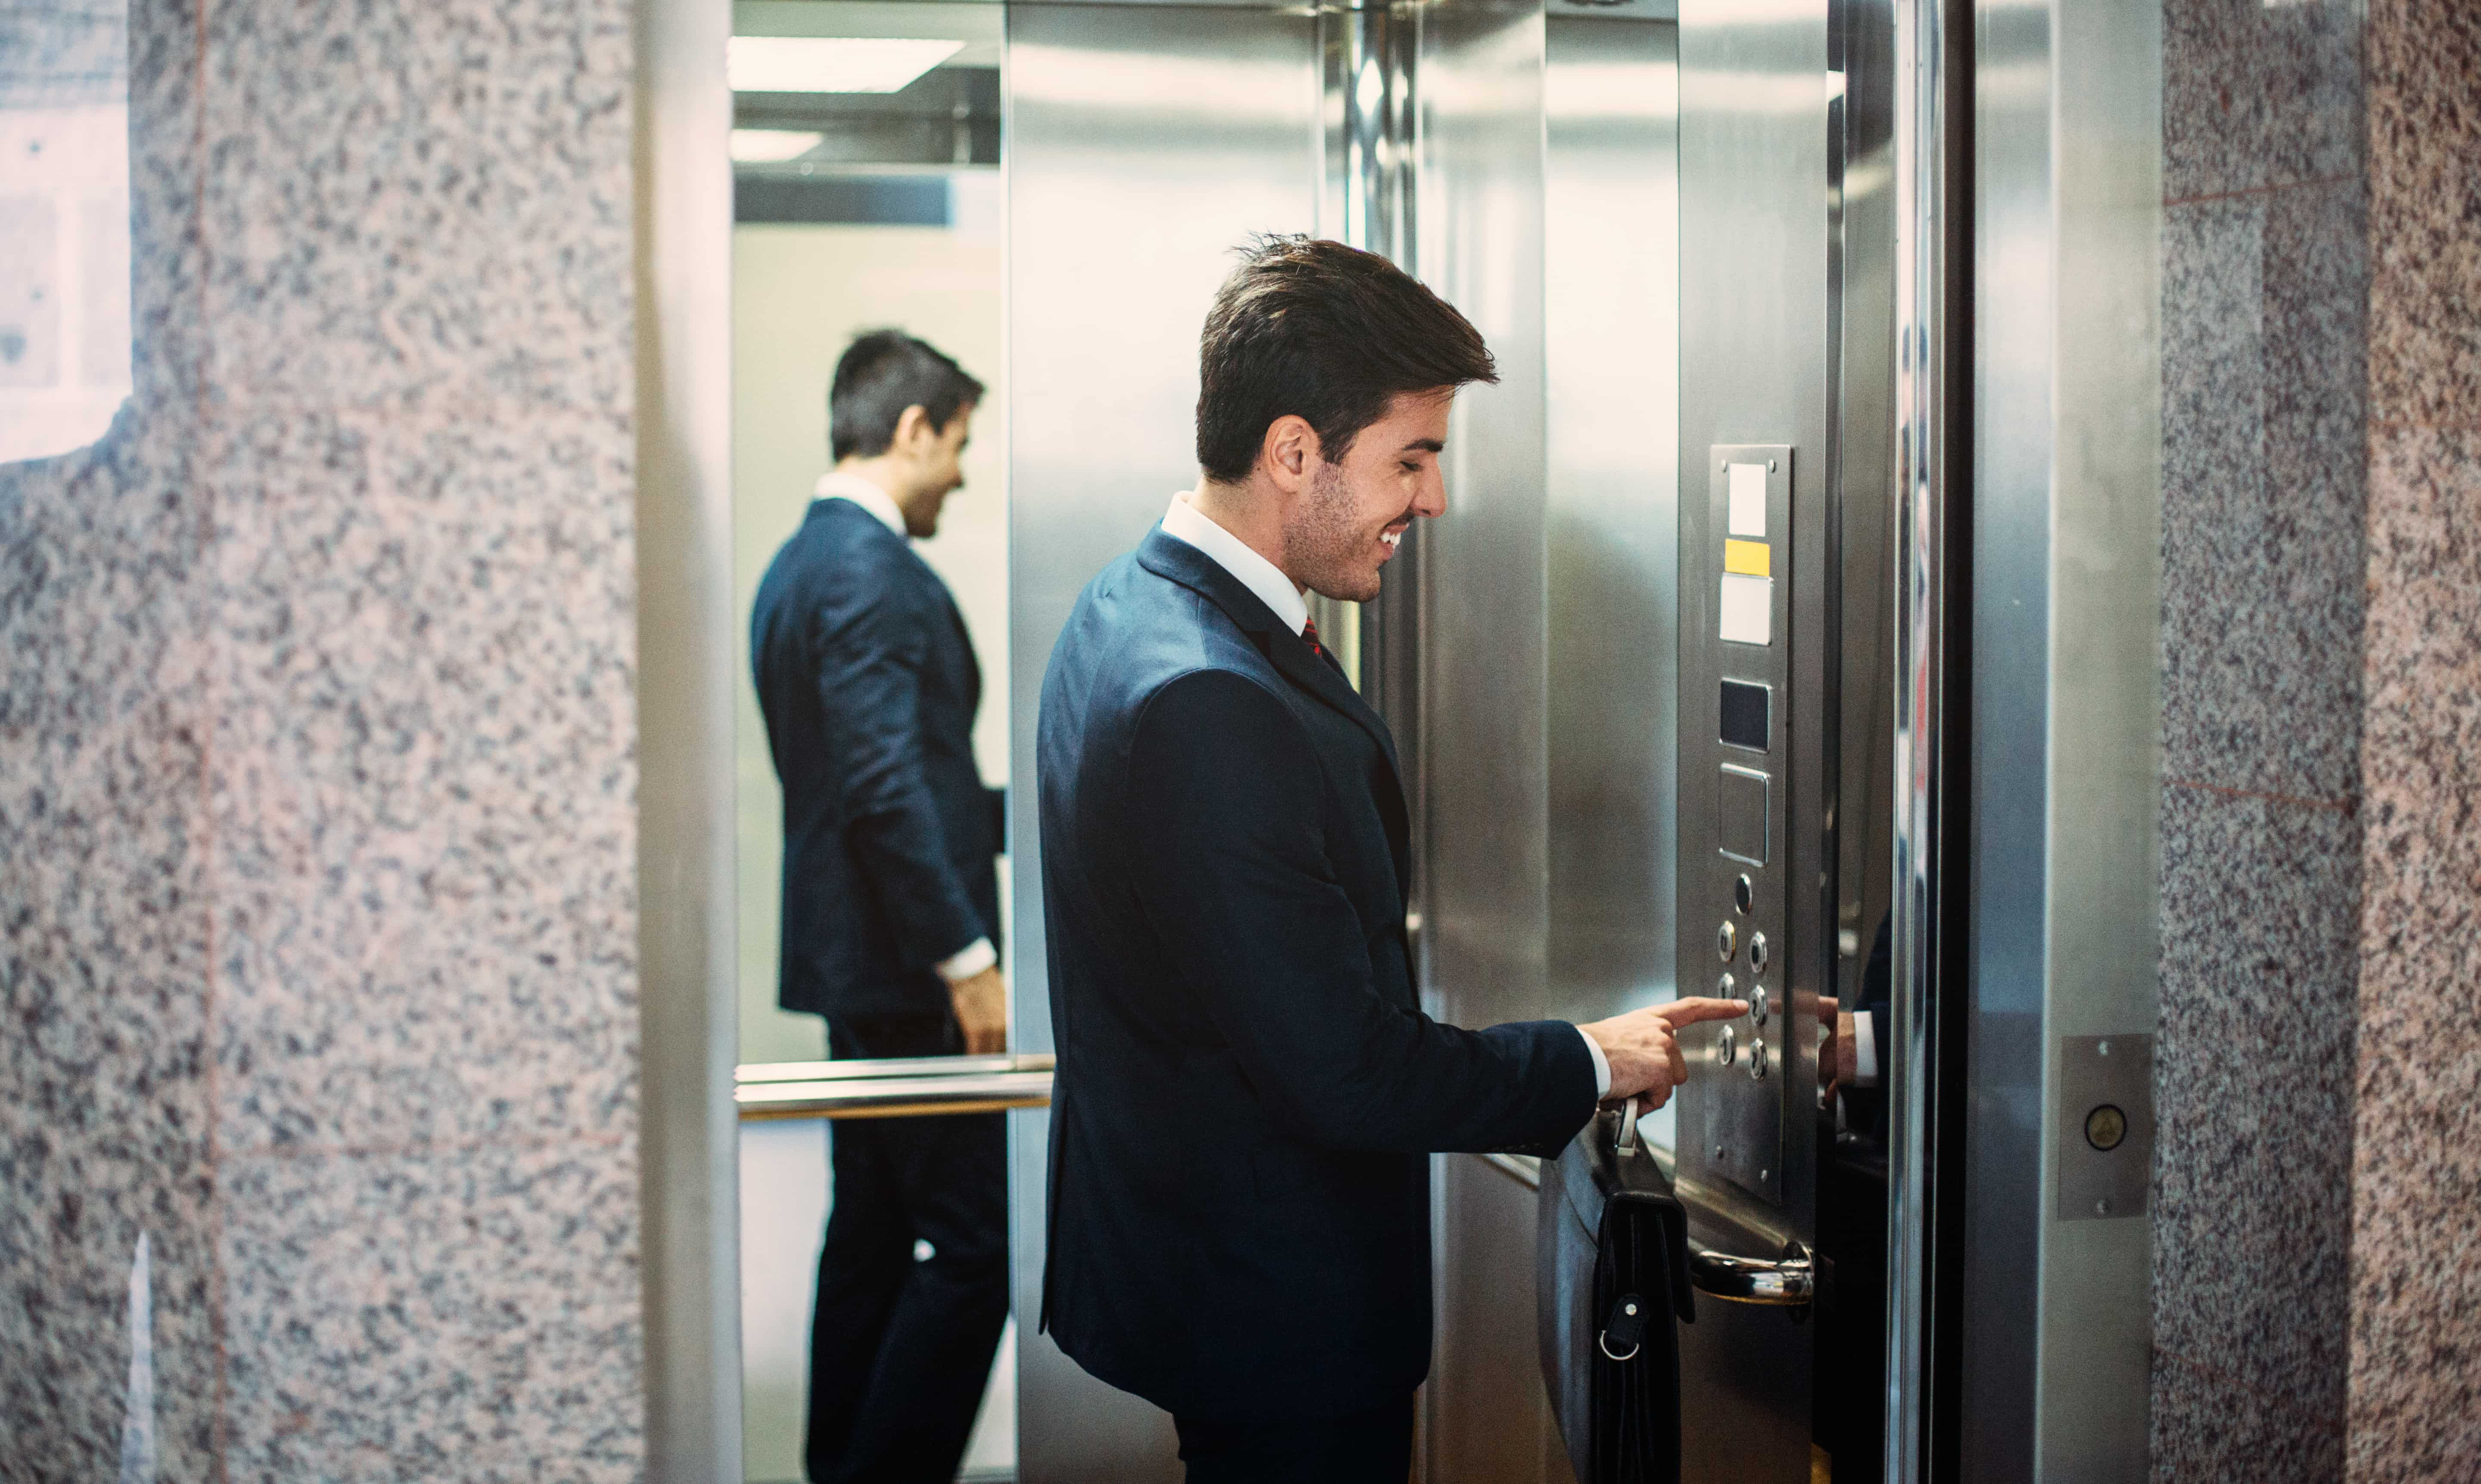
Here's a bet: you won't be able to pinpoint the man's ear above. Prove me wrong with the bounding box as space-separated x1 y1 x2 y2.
1260 414 1322 493
891 404 933 453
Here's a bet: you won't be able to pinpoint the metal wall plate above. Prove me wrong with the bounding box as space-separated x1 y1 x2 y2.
1686 443 1794 1207
2055 1034 2155 1222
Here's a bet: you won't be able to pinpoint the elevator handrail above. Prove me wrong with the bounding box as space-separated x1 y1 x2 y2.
735 1053 1054 1121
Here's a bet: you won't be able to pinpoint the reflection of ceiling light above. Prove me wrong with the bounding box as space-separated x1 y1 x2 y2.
731 128 825 163
728 37 964 94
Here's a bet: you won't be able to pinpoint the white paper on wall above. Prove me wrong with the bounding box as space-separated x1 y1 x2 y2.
1719 572 1772 646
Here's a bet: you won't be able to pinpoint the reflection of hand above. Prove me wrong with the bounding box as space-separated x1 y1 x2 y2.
948 966 1009 1056
1817 997 1859 1092
1580 997 1749 1108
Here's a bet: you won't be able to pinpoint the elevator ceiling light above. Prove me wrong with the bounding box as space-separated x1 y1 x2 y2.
730 128 826 163
728 36 964 94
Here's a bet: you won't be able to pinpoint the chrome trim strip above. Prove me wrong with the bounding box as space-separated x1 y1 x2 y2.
1887 0 1961 1475
634 0 742 1472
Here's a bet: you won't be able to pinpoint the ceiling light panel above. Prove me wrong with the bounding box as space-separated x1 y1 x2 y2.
728 36 965 94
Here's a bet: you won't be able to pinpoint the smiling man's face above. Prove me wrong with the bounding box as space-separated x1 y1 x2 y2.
1282 388 1455 603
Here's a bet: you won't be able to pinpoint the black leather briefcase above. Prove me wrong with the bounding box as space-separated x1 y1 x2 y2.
1538 1099 1695 1484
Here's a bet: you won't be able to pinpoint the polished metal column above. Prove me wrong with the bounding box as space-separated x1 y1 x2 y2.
1950 0 2164 1477
1884 0 1968 1479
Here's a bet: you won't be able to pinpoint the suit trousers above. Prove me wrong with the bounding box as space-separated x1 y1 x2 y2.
805 1015 1010 1484
1172 1396 1416 1484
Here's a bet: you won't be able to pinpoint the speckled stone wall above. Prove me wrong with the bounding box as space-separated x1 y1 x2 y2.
0 0 643 1478
2153 0 2368 1476
2347 3 2481 1478
2157 0 2481 1478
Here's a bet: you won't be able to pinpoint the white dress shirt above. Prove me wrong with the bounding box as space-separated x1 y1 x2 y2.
1157 494 1614 1099
816 469 998 985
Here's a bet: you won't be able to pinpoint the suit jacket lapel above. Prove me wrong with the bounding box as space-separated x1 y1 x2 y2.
1136 528 1412 891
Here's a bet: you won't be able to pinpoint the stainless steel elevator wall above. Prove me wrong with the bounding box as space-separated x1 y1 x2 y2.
1409 3 1558 1480
1004 9 1321 1476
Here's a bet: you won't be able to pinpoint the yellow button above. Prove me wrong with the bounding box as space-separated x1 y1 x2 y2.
1724 539 1771 577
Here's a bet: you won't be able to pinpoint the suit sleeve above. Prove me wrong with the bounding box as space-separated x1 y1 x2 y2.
1126 668 1598 1155
810 577 989 971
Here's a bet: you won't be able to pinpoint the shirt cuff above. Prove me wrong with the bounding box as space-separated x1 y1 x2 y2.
1852 1009 1880 1088
1577 1026 1613 1100
935 937 997 984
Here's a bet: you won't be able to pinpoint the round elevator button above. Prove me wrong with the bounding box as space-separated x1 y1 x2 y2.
1747 1037 1768 1079
1716 921 1738 963
1732 874 1755 914
1749 986 1770 1025
1748 932 1771 975
1717 1026 1738 1067
2084 1104 2128 1152
1716 972 1736 1000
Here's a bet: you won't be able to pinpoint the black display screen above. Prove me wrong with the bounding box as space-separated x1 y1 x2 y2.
1720 679 1770 752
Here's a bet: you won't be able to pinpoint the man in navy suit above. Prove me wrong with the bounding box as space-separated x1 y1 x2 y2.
752 329 1009 1484
1036 237 1747 1481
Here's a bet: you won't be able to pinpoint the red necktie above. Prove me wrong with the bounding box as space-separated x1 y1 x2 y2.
1301 616 1343 675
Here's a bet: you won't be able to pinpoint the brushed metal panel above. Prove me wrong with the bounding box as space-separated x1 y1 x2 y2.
1545 11 1681 1051
1005 8 1321 1478
1414 6 1554 1481
1415 0 1551 1047
1673 3 1829 1482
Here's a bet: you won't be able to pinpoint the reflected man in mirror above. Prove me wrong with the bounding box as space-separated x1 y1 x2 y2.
1035 237 1747 1482
750 329 1009 1484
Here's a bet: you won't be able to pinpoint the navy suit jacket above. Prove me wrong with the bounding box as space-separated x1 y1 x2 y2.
1035 525 1599 1421
751 497 1003 1022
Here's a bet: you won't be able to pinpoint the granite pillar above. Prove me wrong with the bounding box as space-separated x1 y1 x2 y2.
0 0 644 1478
2154 0 2367 1476
2347 3 2481 1477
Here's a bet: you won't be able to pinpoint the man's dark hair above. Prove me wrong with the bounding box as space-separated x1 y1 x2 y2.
1195 235 1497 484
829 329 986 462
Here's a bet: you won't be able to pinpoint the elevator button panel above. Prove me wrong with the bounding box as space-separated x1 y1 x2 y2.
1685 444 1797 1207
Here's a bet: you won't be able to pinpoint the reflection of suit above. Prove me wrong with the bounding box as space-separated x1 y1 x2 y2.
1035 525 1599 1430
750 489 1007 1484
752 494 1004 1021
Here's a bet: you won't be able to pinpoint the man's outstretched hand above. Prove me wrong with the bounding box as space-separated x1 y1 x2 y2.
1579 997 1750 1108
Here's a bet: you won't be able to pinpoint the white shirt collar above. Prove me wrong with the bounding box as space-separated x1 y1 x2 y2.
816 470 909 540
1159 492 1309 635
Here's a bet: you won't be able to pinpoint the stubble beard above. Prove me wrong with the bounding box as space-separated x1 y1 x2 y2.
1288 460 1384 604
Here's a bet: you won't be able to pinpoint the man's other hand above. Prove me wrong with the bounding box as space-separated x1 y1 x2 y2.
1816 996 1859 1093
1579 997 1749 1108
948 966 1009 1056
